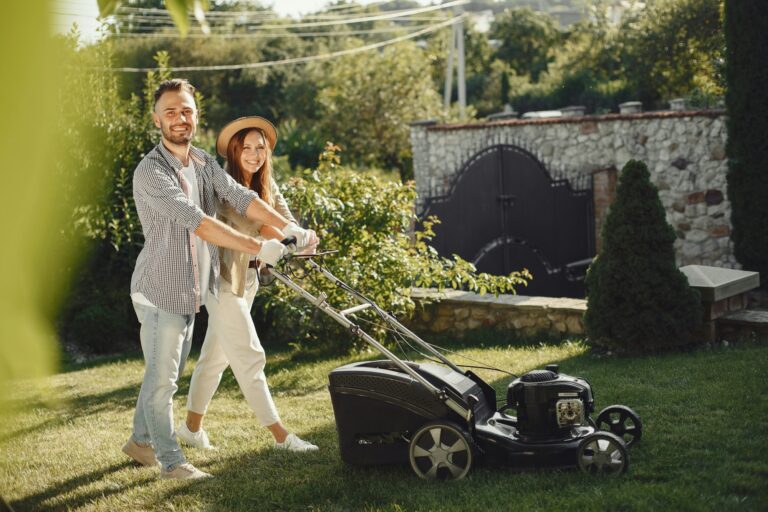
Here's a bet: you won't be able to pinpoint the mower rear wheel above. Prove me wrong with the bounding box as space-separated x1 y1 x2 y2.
577 431 628 476
596 405 642 447
408 421 473 480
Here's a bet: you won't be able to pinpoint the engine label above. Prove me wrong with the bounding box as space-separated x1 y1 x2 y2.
556 399 584 427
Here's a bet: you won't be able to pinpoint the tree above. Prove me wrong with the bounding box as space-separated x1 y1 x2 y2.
585 160 702 352
617 0 725 107
725 1 768 284
57 44 187 353
316 41 444 178
490 7 561 82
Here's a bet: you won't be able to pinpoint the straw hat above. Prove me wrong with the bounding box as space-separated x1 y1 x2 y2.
216 116 278 158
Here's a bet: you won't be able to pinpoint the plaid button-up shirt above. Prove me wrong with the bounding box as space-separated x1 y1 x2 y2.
130 142 258 315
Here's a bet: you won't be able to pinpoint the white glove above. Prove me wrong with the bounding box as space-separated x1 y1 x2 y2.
297 240 319 256
283 223 319 250
257 239 288 267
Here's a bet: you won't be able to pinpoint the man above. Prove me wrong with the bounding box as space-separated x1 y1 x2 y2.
121 79 317 480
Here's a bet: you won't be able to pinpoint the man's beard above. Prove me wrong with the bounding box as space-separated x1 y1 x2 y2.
162 123 195 145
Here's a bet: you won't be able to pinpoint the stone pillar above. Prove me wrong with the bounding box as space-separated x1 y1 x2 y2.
410 119 437 213
592 166 618 252
619 101 643 114
560 105 586 117
669 98 686 111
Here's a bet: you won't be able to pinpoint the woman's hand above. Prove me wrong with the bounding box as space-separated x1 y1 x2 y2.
284 223 320 251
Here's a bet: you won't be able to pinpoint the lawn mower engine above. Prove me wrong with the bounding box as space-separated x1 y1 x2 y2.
505 364 594 439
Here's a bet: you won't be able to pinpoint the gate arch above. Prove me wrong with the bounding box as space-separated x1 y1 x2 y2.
420 144 594 298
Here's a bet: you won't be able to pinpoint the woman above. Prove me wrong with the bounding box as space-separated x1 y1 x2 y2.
178 116 318 452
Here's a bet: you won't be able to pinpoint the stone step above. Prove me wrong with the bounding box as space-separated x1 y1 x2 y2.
718 309 768 336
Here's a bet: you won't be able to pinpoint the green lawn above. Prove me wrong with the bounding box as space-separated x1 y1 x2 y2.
1 339 767 511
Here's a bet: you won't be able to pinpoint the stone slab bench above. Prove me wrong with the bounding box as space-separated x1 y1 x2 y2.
680 265 761 341
717 309 768 341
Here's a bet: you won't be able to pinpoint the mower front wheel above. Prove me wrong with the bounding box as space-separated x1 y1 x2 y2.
577 431 629 476
408 420 474 480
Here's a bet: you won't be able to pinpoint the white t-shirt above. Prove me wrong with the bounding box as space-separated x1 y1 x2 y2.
132 159 212 309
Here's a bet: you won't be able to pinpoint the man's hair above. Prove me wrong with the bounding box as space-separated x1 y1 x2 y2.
153 79 196 109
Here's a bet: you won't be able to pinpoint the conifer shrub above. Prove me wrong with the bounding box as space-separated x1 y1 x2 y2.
584 160 702 352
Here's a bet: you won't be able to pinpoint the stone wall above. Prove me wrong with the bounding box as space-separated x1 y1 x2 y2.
410 110 735 268
409 288 587 338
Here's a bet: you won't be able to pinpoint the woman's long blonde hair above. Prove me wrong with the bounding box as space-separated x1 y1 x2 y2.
225 127 274 207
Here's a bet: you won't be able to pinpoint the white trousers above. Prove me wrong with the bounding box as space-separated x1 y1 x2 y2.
187 270 280 427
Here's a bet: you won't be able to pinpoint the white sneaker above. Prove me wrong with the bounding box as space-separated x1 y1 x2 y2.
275 433 319 452
176 422 214 450
161 462 212 480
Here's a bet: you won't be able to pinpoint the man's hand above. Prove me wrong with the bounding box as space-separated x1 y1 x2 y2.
283 223 319 250
257 239 288 267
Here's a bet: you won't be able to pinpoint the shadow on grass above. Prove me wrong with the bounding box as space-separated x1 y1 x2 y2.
420 327 578 351
0 382 142 444
60 352 144 374
9 461 147 512
155 421 429 511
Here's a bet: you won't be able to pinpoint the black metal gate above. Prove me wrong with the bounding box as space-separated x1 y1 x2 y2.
421 145 595 298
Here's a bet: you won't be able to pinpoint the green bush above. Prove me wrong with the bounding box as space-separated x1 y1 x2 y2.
274 119 326 171
725 2 768 285
57 46 183 354
584 160 702 352
256 144 530 353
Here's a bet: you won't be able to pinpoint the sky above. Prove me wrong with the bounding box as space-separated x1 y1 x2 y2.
53 0 435 40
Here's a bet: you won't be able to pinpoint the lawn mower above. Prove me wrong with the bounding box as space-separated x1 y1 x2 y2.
267 248 643 480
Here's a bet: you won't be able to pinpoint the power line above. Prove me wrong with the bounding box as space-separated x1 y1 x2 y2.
106 13 445 24
114 6 280 19
321 0 395 12
107 24 434 39
101 14 463 73
99 17 445 33
113 1 425 18
109 0 467 28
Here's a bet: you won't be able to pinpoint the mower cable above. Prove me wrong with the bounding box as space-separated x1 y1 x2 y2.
352 315 518 378
420 340 519 378
290 260 518 378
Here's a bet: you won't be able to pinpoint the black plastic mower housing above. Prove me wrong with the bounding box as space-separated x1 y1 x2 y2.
328 359 493 465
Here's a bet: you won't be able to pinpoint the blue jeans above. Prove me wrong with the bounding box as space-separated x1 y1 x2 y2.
131 301 194 471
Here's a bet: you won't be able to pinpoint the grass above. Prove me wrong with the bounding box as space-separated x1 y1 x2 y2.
1 338 767 512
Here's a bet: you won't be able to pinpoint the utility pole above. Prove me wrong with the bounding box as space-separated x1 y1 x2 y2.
456 16 466 117
443 11 467 119
443 24 455 108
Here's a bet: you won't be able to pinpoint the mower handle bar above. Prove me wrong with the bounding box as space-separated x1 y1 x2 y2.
267 257 472 422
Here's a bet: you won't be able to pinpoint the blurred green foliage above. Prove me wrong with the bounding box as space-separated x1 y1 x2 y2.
1 3 79 405
56 42 181 353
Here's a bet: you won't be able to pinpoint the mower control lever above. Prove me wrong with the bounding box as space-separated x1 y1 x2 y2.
340 303 372 317
280 236 297 252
